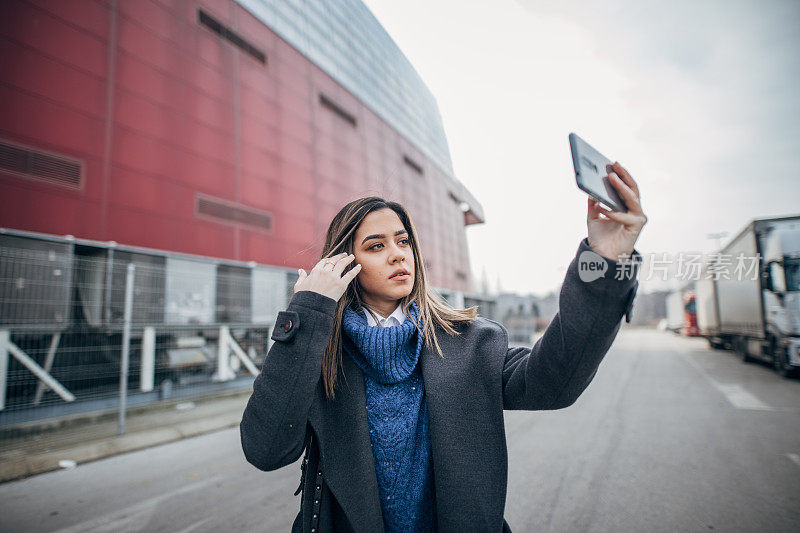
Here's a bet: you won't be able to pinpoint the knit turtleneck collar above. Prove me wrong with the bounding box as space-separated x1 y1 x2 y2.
342 302 424 385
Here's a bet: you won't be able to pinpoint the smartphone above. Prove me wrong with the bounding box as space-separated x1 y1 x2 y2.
568 133 628 213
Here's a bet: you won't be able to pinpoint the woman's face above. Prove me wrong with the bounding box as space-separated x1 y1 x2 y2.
352 208 415 315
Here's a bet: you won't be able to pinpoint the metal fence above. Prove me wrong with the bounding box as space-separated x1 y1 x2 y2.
0 230 295 450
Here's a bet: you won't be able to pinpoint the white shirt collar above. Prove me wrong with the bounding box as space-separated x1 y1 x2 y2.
362 304 407 327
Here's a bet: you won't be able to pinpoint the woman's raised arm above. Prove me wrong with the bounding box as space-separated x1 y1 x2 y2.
502 161 646 410
239 253 359 471
502 238 640 410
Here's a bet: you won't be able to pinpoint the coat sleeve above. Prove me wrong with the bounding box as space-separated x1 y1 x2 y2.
240 290 338 471
502 237 641 410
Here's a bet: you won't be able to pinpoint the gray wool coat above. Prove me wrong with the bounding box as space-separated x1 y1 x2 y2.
240 238 640 532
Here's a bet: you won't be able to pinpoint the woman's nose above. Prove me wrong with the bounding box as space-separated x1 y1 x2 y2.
388 244 405 263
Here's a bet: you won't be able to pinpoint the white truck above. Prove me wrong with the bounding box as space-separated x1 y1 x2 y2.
666 290 686 333
695 215 800 377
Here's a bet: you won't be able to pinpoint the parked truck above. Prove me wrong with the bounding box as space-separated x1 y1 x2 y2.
695 215 800 377
666 289 686 333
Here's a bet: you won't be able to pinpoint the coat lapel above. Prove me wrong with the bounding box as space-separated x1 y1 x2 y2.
308 341 385 533
420 329 468 531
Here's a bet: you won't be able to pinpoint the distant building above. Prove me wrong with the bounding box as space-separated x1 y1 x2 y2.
495 293 541 344
627 290 668 326
495 283 663 339
531 291 560 329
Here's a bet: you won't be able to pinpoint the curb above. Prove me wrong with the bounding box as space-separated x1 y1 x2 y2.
0 387 251 440
0 390 252 484
0 411 242 483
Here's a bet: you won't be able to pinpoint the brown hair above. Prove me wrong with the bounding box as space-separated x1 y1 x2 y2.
318 196 477 399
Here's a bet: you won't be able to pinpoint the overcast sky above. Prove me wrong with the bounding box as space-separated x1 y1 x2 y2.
361 0 800 296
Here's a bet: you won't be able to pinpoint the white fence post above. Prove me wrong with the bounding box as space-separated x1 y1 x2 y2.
119 263 135 436
0 330 8 411
140 326 155 392
215 325 234 381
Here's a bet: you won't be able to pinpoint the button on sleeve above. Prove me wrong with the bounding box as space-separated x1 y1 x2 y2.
271 311 300 343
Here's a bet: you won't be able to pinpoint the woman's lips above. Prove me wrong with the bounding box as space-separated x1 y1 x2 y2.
390 273 410 281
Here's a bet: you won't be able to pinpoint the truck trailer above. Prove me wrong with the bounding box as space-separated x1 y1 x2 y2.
695 215 800 377
666 290 686 333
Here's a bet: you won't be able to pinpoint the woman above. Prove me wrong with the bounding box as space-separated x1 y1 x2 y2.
241 162 647 532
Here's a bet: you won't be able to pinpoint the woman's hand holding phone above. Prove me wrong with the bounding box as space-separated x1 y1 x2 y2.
294 252 361 301
586 162 647 262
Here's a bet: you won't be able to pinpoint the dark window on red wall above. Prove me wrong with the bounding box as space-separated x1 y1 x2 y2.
196 195 272 231
198 9 267 65
403 155 423 175
319 94 357 126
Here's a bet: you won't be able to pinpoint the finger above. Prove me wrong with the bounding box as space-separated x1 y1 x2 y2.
588 197 622 221
342 263 362 283
333 253 355 274
315 252 347 270
609 162 639 198
607 173 643 215
294 268 307 290
324 252 349 272
330 252 350 264
595 203 643 226
587 198 604 222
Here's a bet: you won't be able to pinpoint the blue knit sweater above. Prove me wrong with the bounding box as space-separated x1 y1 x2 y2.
342 303 437 532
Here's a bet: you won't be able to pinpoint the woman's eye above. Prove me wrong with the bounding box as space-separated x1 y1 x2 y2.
367 239 409 251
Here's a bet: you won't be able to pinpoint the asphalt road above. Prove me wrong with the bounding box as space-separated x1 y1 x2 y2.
1 329 798 532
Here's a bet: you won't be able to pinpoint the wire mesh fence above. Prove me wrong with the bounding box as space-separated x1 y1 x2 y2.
0 231 295 451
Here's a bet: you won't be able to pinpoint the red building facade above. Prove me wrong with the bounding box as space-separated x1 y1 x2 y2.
0 0 483 292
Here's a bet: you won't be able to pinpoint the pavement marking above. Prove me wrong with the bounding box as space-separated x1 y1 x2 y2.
171 517 214 533
714 384 773 410
680 353 776 411
787 454 800 468
52 477 221 533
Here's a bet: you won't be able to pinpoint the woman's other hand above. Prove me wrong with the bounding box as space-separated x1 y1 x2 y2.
294 252 361 301
587 162 647 262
